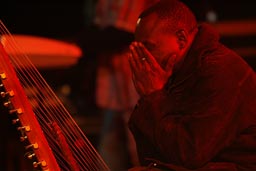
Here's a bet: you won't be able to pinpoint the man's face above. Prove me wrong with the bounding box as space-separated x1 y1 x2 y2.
134 13 180 70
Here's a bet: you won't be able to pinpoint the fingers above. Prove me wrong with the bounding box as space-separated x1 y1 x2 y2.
129 41 161 72
129 42 151 70
129 42 152 91
137 42 157 67
165 54 176 75
128 53 136 74
129 42 141 68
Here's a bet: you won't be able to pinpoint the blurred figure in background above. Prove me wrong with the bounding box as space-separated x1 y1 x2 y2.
92 0 159 170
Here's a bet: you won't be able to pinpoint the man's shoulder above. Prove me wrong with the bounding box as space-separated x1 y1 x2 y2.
201 44 248 69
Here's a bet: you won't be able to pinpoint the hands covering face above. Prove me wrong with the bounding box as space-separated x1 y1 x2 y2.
129 42 174 96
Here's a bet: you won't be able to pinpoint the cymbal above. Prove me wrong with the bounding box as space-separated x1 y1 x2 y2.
1 34 82 69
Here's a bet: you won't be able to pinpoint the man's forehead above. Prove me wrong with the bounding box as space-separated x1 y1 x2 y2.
138 12 158 26
135 13 161 39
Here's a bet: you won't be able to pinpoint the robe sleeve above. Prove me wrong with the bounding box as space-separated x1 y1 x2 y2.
129 55 253 169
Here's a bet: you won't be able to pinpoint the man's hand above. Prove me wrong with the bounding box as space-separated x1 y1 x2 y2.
129 42 173 96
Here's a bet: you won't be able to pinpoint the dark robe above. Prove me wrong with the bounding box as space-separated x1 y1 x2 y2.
129 23 256 171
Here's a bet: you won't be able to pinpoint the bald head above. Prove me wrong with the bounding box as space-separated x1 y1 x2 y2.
138 0 197 34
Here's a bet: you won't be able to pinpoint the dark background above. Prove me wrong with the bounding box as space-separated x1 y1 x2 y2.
1 0 256 38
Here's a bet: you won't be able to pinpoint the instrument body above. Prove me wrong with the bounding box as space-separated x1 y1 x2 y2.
0 42 60 171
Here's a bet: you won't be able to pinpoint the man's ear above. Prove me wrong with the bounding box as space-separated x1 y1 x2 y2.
176 29 188 50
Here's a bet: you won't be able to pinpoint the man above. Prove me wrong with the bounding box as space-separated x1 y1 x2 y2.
128 0 256 170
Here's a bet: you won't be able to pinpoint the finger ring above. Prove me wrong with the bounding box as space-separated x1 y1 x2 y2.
141 58 146 61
